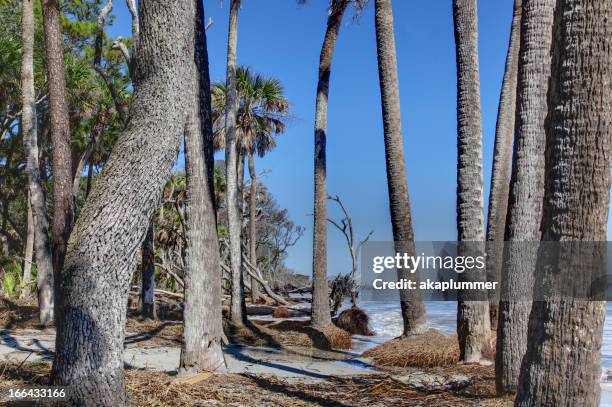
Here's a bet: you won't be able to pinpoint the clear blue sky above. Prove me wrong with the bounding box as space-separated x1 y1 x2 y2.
106 0 538 277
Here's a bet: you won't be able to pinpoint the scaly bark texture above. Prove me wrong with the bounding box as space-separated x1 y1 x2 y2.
515 1 612 405
485 0 521 331
50 1 196 404
311 0 349 328
140 224 156 319
248 152 261 302
21 0 54 324
453 0 490 363
41 0 75 280
224 0 247 325
21 195 34 300
179 0 225 373
495 0 554 394
374 0 426 336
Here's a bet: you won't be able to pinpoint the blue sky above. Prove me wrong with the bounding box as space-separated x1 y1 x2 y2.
107 0 522 277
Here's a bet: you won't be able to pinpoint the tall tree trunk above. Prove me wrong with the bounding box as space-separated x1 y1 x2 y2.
453 0 490 363
248 152 261 303
311 0 349 328
22 0 54 325
41 0 75 282
484 0 521 332
20 194 34 300
495 0 554 394
224 0 247 325
374 0 427 336
515 1 612 405
179 0 225 373
50 0 196 404
140 223 156 319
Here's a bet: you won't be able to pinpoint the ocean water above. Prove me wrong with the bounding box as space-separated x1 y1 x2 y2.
354 301 612 406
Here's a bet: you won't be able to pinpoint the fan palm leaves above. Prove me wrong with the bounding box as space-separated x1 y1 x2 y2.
211 66 289 157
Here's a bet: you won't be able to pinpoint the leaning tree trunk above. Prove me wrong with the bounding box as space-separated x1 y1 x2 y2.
515 1 612 406
224 0 247 325
484 0 521 332
140 224 156 319
21 0 54 324
495 0 554 394
453 0 490 363
179 0 225 373
248 152 261 303
41 0 75 280
50 1 197 404
20 195 34 300
311 0 349 328
374 0 426 336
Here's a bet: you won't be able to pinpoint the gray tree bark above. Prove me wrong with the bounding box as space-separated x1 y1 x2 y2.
20 194 34 300
248 152 261 303
21 0 54 324
224 0 247 325
311 0 349 328
179 0 225 373
374 0 426 336
453 0 490 363
50 0 197 404
495 0 554 395
485 0 521 332
41 0 75 280
515 1 612 405
140 224 156 319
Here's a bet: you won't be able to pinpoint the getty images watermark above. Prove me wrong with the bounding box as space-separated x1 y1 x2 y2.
359 241 611 301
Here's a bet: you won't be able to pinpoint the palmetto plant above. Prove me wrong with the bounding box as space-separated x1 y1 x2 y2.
212 66 289 302
211 66 289 156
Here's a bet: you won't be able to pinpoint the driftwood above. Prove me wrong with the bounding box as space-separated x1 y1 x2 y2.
241 256 289 306
129 288 184 299
220 261 289 306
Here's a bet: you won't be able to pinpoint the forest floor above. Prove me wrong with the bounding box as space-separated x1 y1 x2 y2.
0 300 512 406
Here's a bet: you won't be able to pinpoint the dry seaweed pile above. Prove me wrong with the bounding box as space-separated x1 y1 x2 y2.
224 320 352 350
363 329 461 368
0 362 512 407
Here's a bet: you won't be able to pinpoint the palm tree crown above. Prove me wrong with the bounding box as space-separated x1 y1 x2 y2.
212 66 289 157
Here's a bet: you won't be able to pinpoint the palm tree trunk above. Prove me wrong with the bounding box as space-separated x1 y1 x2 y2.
248 152 261 303
20 194 34 300
495 0 554 394
515 1 612 405
21 0 54 325
453 0 490 363
224 0 247 325
41 0 75 281
180 0 224 371
311 0 349 328
141 224 156 319
484 0 521 332
50 1 197 403
374 0 427 336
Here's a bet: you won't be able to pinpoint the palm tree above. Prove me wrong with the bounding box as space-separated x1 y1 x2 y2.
374 0 426 336
51 0 200 403
180 0 225 374
484 0 521 331
308 0 366 328
41 0 75 277
452 0 490 363
21 0 54 324
495 0 554 394
212 67 290 303
222 0 246 325
515 1 612 405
